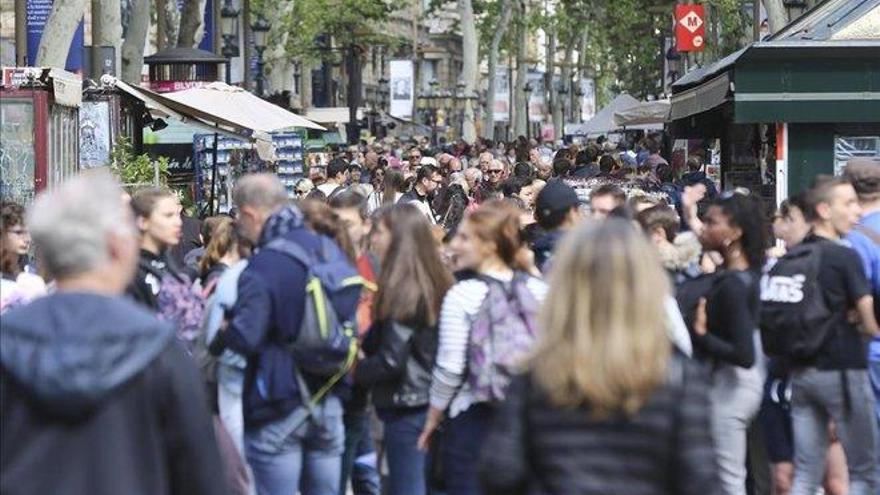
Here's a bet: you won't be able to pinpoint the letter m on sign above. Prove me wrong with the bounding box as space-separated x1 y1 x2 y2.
675 4 706 52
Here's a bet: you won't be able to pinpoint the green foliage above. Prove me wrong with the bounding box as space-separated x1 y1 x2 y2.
109 137 169 188
258 0 394 61
703 0 750 58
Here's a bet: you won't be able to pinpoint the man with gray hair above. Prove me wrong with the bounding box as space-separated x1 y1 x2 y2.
213 173 358 495
0 171 226 495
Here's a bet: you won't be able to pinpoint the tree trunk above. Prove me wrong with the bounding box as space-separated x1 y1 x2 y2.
574 28 587 122
177 0 205 47
91 0 123 76
300 59 313 110
35 0 88 68
459 0 478 144
765 0 789 34
156 0 179 50
559 41 573 127
482 0 513 142
548 29 563 140
513 0 528 138
120 0 150 83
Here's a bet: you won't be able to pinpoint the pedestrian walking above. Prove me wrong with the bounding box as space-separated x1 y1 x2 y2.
0 172 227 495
0 201 46 313
211 174 360 495
479 219 719 495
329 190 383 495
355 204 454 495
759 195 849 495
127 187 184 310
842 159 880 431
788 177 879 495
418 200 547 495
401 164 442 225
689 191 767 495
198 216 240 294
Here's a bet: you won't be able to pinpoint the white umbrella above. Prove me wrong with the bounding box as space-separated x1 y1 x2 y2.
164 82 326 132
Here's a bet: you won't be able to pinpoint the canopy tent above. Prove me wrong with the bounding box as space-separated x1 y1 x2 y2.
565 94 661 136
613 99 670 128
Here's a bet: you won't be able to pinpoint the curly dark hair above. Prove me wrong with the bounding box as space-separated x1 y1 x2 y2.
713 192 768 271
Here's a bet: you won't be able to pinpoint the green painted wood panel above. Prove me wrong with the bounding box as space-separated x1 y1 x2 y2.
736 58 879 94
736 100 880 124
787 123 834 197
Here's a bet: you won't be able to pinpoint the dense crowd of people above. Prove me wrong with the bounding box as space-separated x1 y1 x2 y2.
1 133 879 495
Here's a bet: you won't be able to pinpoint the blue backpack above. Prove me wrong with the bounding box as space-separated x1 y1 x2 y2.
265 236 363 402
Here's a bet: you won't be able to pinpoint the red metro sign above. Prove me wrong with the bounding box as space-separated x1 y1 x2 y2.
675 4 706 52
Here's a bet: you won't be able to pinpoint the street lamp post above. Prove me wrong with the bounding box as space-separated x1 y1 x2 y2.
574 83 584 123
251 18 270 95
428 80 439 146
523 82 533 140
376 76 389 138
220 0 240 85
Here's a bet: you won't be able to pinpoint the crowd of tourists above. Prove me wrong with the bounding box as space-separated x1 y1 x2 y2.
1 132 879 495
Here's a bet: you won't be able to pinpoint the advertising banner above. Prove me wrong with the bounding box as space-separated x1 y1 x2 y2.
389 60 414 119
493 67 509 122
26 0 84 72
527 70 545 122
580 78 596 122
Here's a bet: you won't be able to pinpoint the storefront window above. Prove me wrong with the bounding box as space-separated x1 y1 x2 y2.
835 135 880 175
0 99 37 204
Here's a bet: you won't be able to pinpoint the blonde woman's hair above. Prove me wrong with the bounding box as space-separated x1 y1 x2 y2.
530 219 671 419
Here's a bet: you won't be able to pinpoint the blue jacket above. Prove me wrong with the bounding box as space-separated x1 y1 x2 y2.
222 206 358 427
846 210 880 362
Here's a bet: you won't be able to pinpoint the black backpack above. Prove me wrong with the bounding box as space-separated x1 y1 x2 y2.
759 242 833 359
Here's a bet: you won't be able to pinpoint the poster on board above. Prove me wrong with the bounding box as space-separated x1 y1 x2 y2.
79 101 112 169
389 60 414 119
493 67 509 122
580 78 596 122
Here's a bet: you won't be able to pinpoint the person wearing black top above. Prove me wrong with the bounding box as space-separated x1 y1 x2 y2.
480 220 718 495
569 144 600 179
354 204 454 495
789 178 879 495
693 191 766 495
126 188 183 311
400 164 442 225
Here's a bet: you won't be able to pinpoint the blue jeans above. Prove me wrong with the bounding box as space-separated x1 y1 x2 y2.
870 357 880 426
379 407 428 495
340 410 380 495
245 396 345 495
443 404 493 495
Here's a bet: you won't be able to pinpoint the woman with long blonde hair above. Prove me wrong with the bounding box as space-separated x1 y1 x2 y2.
479 219 718 495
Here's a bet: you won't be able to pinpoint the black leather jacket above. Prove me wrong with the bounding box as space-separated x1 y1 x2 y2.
354 320 436 410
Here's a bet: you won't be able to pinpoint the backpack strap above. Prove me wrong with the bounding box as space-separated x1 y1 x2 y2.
264 238 314 269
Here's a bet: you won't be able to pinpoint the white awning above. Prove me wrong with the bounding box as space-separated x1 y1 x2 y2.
613 99 670 127
102 75 255 142
165 82 326 132
304 107 366 124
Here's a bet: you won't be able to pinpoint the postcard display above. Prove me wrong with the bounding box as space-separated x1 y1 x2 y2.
194 131 306 213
